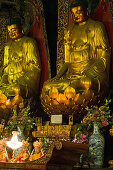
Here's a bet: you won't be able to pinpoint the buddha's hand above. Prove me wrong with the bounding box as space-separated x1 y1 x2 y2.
84 59 105 78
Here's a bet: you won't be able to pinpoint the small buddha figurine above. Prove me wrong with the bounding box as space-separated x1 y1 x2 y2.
29 139 43 161
15 138 30 163
0 17 41 98
42 0 110 97
0 139 9 162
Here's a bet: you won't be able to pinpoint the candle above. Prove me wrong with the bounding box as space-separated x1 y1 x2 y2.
6 99 11 107
57 93 67 103
64 86 76 99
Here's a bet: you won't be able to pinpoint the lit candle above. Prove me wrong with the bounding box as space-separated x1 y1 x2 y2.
64 86 76 99
6 131 22 150
57 93 67 103
6 99 11 107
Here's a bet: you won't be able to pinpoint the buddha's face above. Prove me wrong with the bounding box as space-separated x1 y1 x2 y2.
34 146 40 154
21 146 26 153
7 24 20 39
71 6 87 23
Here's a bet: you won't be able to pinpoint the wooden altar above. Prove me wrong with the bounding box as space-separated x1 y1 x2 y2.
0 141 88 170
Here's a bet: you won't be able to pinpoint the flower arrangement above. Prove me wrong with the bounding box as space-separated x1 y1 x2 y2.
5 101 35 132
72 133 95 167
72 134 88 144
79 152 95 167
72 99 112 168
81 99 113 130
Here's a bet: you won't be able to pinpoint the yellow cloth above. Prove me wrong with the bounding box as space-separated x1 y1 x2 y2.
29 152 42 161
16 152 30 162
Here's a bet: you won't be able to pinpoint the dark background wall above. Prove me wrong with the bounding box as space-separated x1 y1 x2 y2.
42 0 58 78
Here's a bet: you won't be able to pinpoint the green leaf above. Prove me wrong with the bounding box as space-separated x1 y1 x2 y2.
13 109 17 116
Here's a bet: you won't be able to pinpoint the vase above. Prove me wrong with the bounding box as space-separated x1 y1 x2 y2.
18 126 33 154
89 123 105 168
17 126 25 141
14 126 25 158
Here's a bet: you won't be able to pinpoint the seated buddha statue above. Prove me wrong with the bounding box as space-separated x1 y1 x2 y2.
42 1 110 97
0 139 9 162
0 18 41 98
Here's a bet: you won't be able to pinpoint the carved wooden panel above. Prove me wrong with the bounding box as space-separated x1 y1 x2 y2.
0 14 8 67
57 0 69 72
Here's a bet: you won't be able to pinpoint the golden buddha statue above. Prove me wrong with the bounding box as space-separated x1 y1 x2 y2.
0 18 41 98
42 1 110 96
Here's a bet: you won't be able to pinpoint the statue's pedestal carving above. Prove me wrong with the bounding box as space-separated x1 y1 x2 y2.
32 125 72 141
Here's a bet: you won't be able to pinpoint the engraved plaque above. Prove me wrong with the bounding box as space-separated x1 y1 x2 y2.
51 115 62 124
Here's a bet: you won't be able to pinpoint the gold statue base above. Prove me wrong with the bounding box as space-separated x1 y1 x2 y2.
32 125 72 141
